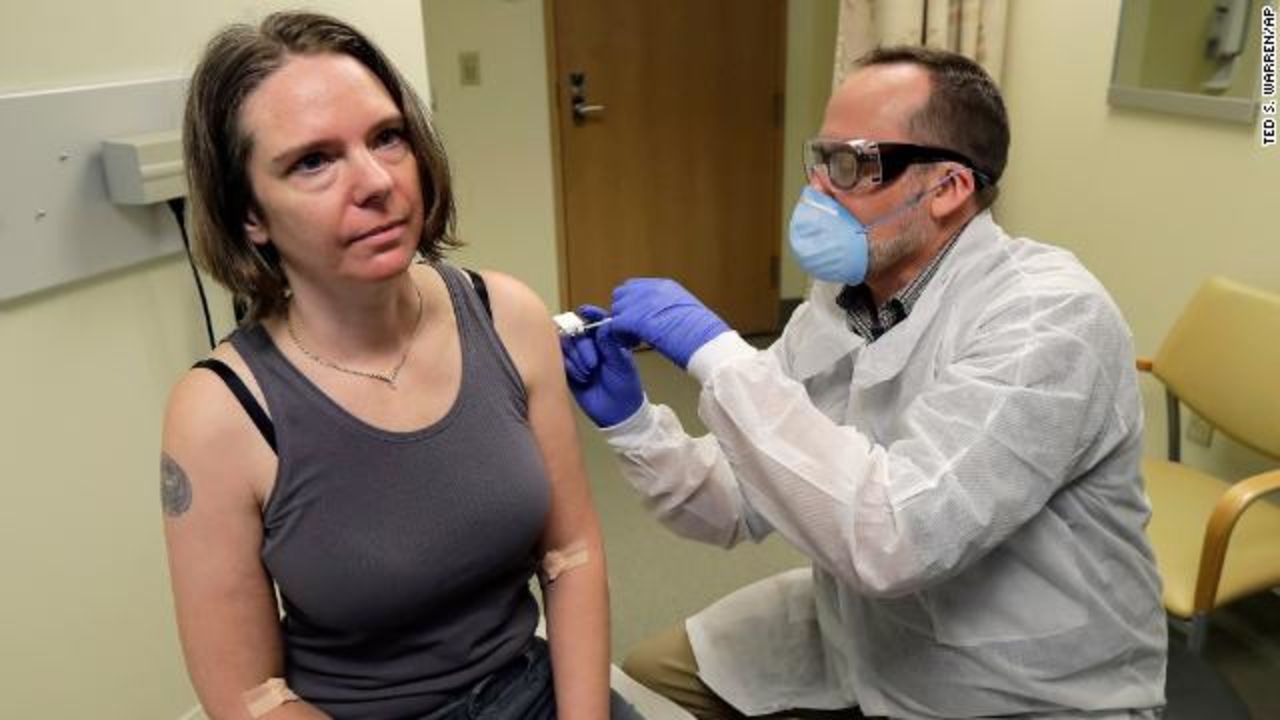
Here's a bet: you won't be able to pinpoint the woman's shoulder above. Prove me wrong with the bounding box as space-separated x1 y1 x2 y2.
165 338 269 452
163 336 276 505
461 268 559 386
465 268 551 321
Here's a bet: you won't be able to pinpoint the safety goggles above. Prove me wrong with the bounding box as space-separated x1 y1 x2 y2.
803 138 991 192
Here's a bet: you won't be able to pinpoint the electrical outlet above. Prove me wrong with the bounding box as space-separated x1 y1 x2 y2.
1186 413 1215 447
459 52 481 86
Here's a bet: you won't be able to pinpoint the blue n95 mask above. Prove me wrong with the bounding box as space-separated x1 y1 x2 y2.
788 174 957 285
788 186 870 284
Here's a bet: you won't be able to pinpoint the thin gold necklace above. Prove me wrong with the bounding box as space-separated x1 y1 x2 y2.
286 283 424 389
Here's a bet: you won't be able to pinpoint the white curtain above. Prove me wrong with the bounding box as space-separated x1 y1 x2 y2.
833 0 1009 88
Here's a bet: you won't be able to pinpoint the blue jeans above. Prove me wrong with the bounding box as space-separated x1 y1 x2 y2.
421 637 644 719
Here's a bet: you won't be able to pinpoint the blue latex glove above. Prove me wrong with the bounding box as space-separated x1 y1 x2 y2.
561 305 645 427
611 278 730 369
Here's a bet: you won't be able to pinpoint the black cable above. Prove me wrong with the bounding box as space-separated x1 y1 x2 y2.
167 197 217 350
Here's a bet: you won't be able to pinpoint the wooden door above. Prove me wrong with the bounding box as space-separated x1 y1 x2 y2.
547 0 785 334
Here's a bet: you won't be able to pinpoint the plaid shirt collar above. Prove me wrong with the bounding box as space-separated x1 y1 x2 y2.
835 229 963 341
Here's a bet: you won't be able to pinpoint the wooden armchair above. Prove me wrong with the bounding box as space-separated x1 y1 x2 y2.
1138 276 1280 652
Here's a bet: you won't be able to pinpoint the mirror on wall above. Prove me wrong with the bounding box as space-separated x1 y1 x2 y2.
1109 0 1268 123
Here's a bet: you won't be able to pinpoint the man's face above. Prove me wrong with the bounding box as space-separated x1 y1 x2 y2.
814 64 941 284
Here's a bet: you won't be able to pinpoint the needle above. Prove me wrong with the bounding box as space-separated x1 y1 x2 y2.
577 317 614 333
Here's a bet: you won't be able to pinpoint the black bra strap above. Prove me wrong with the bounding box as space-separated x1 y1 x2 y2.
193 359 278 454
464 268 493 320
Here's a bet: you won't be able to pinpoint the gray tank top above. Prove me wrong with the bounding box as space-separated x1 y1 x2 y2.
229 263 551 719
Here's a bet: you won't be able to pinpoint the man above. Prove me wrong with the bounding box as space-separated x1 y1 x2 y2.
562 47 1166 719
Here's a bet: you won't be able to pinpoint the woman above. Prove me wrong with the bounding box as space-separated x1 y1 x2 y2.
161 11 627 719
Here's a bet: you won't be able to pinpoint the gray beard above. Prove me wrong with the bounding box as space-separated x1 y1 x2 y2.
866 210 929 283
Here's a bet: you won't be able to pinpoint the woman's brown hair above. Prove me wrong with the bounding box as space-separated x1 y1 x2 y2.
183 11 458 323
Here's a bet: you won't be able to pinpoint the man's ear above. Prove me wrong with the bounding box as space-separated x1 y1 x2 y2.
244 210 269 246
928 167 976 220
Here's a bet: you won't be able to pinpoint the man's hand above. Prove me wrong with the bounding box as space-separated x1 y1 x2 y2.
561 305 645 427
611 278 730 369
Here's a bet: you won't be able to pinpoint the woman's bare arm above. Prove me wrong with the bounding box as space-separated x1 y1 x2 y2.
484 272 612 720
161 354 330 720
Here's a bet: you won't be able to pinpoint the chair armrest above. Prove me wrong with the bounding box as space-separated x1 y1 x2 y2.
1136 357 1154 372
1194 469 1280 612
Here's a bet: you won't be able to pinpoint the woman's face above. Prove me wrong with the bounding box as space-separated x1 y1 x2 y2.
239 52 424 291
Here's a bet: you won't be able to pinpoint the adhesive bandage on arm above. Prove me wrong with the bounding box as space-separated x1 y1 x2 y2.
242 677 300 718
540 542 590 583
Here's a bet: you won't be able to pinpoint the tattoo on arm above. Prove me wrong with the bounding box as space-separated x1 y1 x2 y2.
161 452 193 517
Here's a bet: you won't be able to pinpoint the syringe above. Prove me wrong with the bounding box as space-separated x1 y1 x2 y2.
552 311 615 337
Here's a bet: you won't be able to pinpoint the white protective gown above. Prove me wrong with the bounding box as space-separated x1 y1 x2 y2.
602 212 1167 719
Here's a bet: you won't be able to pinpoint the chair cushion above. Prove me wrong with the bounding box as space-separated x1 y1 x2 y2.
1145 458 1280 617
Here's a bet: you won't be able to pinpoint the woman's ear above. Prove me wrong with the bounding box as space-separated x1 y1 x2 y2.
244 210 269 246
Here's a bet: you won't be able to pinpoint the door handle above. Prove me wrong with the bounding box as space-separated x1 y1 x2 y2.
569 71 606 124
573 102 606 121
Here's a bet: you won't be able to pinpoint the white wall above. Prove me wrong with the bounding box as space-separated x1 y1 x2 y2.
998 0 1279 477
421 0 562 306
0 3 429 718
781 0 841 299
